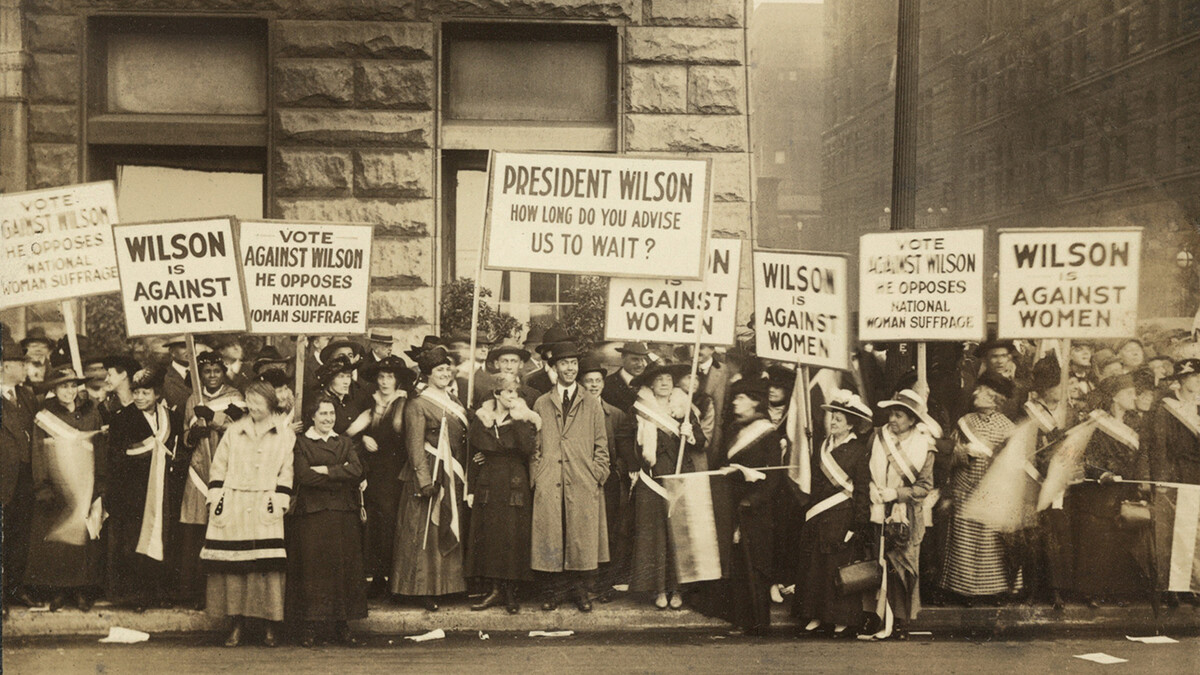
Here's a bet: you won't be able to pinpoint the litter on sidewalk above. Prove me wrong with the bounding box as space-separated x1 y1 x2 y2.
405 628 446 642
1074 653 1127 665
529 630 574 637
1126 635 1178 644
99 627 149 644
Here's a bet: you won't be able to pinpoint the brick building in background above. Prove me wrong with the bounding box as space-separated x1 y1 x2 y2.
821 0 1200 319
0 0 754 344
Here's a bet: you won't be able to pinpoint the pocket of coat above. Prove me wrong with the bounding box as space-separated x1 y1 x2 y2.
259 493 281 526
210 493 229 528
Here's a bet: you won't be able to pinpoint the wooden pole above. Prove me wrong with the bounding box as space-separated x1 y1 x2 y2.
61 300 82 376
465 156 492 410
294 334 308 421
916 342 928 393
184 334 201 404
674 241 711 475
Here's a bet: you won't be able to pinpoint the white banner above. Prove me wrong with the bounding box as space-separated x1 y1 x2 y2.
859 229 985 342
113 217 247 337
0 182 120 309
239 220 373 335
753 250 849 370
998 227 1141 339
605 238 742 346
485 152 710 279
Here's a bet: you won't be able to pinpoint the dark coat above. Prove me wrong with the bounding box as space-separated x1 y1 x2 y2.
1148 396 1200 484
291 432 364 516
162 363 193 413
465 407 536 580
105 402 182 520
362 393 406 506
524 367 554 396
1 384 37 505
602 370 637 412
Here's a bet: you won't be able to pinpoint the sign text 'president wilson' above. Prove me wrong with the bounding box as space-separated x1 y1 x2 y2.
754 250 849 370
485 152 710 279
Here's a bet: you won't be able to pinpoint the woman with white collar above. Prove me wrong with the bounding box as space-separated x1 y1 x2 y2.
793 390 873 637
625 362 706 610
862 388 940 640
465 373 540 614
390 346 468 611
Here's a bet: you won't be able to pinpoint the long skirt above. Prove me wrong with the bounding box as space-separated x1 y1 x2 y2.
794 509 862 626
24 499 103 590
177 523 207 605
105 514 166 604
465 491 532 582
286 510 367 622
207 571 285 621
939 459 1019 596
1072 484 1149 599
629 480 677 593
390 482 466 597
365 490 399 583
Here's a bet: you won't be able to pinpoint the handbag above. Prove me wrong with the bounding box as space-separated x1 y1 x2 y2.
1117 499 1150 529
835 559 883 595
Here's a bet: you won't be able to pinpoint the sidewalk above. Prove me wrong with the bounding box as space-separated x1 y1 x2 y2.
5 594 1200 639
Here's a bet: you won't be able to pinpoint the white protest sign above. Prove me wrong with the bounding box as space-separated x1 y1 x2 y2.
239 220 373 335
0 182 120 309
998 227 1141 339
113 217 247 337
859 228 985 342
754 250 849 369
605 238 742 346
485 152 710 279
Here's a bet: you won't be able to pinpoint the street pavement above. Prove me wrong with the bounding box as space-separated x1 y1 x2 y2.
4 631 1199 674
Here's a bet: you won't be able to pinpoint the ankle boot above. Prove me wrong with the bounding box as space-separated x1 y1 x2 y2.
262 622 278 647
224 619 243 647
472 583 503 611
504 583 520 614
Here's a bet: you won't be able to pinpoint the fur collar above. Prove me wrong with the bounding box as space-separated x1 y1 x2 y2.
636 387 692 420
476 397 542 430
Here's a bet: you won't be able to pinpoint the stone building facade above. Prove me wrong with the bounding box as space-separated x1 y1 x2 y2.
1 0 754 344
821 0 1200 319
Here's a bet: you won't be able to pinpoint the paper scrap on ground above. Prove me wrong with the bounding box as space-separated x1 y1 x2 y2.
1074 653 1128 664
909 631 932 636
1126 635 1178 644
405 629 445 642
612 584 629 592
529 630 574 638
99 627 150 644
478 631 490 640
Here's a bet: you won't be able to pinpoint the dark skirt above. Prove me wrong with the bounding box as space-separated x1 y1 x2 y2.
24 502 103 589
1071 484 1151 600
629 480 677 593
286 510 368 622
794 506 862 626
105 514 166 604
465 481 532 582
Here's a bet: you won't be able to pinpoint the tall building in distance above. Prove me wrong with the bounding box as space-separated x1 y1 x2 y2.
822 0 1200 318
750 0 824 250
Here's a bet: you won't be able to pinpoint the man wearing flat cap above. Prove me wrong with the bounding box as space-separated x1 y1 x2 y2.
602 341 651 412
531 340 610 612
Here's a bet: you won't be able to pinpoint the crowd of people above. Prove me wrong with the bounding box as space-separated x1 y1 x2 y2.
2 321 1198 644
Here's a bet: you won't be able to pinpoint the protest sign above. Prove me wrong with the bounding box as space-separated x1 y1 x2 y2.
113 217 247 337
0 182 120 309
238 220 373 335
997 227 1141 339
605 238 742 346
484 152 710 279
859 228 985 342
753 250 849 370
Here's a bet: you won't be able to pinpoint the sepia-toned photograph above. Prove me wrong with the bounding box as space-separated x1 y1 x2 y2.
1 0 1198 672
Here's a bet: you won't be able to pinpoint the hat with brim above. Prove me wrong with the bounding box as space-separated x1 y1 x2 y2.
630 362 690 390
535 326 572 357
415 346 455 376
252 345 290 373
543 341 583 365
319 338 365 365
316 355 357 387
1030 355 1061 394
19 328 54 351
765 364 797 391
729 377 771 403
617 341 652 357
820 392 873 422
1099 373 1136 398
102 355 142 376
131 367 164 391
405 335 445 362
487 345 531 363
974 338 1015 359
259 369 292 389
361 354 417 391
974 371 1015 400
161 335 188 349
878 388 942 438
367 329 393 344
1168 358 1200 381
44 366 86 388
2 330 23 362
578 356 608 380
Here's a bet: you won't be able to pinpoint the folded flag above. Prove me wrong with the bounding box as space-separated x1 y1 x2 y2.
1153 485 1200 593
962 420 1039 532
662 472 734 584
1036 419 1097 512
35 410 98 546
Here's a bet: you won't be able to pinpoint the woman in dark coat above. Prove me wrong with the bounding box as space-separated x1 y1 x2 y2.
622 363 706 609
793 391 873 636
1073 373 1149 605
465 373 539 614
288 394 367 647
26 367 105 612
356 355 414 599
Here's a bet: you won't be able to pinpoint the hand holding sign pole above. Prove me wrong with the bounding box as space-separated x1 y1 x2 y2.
61 301 83 377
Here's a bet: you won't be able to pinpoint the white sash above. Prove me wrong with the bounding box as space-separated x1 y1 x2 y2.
419 388 469 428
879 429 917 486
957 417 995 459
726 419 776 462
1162 398 1200 439
136 402 172 562
1089 409 1140 450
1024 400 1057 434
806 434 855 521
633 399 682 437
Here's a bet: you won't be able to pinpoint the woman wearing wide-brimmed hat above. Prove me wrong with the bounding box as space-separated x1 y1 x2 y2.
793 390 874 637
860 388 940 639
25 366 105 612
357 354 416 598
622 361 706 609
389 346 469 611
312 355 365 435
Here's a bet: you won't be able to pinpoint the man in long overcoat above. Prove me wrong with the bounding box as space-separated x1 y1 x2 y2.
2 333 38 610
531 341 609 612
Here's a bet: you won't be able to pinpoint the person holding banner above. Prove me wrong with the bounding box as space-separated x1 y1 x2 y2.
937 373 1019 604
178 351 246 610
625 362 706 610
105 366 180 611
793 390 873 637
25 366 106 612
357 354 414 599
862 389 939 640
389 346 468 611
464 373 539 614
200 380 295 648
